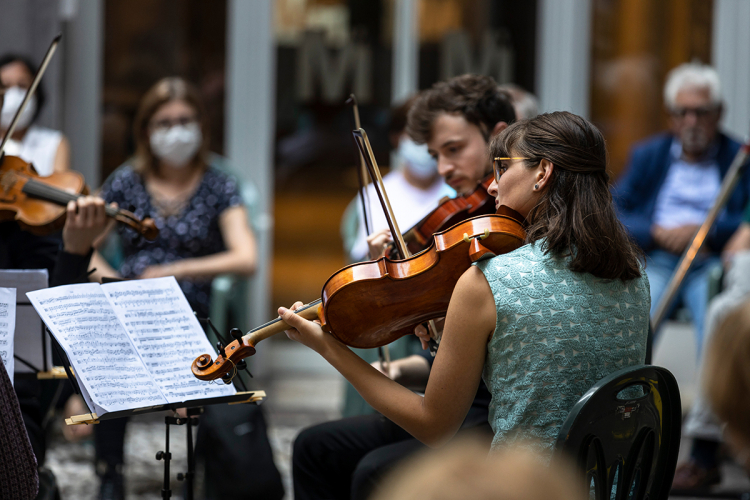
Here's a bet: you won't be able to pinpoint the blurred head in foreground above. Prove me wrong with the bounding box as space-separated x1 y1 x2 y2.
704 300 750 471
369 438 586 500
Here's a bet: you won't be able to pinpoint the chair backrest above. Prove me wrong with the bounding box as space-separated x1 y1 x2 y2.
554 365 681 500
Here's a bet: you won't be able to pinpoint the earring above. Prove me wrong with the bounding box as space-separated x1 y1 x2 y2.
534 184 539 190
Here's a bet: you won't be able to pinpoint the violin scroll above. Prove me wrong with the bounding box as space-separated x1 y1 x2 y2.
112 208 159 240
191 338 257 381
191 300 325 382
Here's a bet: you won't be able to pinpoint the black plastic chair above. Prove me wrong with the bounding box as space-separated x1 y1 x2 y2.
554 365 682 500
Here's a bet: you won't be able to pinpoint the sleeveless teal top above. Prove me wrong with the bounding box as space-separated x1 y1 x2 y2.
474 241 650 456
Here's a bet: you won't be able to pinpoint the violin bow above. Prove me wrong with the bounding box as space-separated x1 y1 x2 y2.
352 128 441 354
346 94 374 252
347 97 391 369
0 34 61 159
352 129 408 255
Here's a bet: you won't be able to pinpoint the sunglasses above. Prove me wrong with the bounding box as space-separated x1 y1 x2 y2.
492 157 531 182
670 106 719 119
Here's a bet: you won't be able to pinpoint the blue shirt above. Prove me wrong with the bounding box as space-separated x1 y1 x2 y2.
652 140 721 229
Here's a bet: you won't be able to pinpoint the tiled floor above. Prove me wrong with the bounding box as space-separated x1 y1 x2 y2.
45 328 750 499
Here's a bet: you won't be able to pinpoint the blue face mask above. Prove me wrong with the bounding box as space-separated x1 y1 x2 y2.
398 136 438 180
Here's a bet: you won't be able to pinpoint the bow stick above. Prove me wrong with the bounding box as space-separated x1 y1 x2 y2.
0 34 61 159
346 94 374 247
346 95 390 371
352 128 442 355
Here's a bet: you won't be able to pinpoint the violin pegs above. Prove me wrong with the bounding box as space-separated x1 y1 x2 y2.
236 359 253 378
230 328 243 342
216 341 227 359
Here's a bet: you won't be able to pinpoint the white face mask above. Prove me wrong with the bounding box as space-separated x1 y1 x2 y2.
1 86 37 130
398 136 438 180
149 123 202 167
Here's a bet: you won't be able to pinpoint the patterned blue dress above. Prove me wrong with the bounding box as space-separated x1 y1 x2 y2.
474 241 650 457
99 163 244 317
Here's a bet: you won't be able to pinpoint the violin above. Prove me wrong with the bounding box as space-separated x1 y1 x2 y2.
0 155 159 240
191 210 526 382
396 174 495 257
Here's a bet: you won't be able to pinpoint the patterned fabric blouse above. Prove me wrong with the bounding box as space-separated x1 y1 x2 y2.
100 163 244 317
474 241 650 457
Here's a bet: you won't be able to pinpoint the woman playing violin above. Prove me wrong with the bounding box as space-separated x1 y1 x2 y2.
281 112 649 457
294 74 517 500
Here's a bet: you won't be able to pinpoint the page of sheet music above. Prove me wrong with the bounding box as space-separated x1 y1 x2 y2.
0 287 17 384
27 283 166 415
0 269 50 373
102 277 235 403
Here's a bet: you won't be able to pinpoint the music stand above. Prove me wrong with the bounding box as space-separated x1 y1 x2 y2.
54 276 265 499
60 331 266 500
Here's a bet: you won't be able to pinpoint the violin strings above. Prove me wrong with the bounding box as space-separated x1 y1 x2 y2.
246 298 322 334
22 178 119 218
22 178 80 206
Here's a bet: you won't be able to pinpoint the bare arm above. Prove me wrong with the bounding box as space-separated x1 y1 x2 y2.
140 205 256 280
53 136 70 173
89 250 121 282
281 265 496 447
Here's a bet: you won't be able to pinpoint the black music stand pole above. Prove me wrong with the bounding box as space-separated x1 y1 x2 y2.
157 416 174 499
178 407 201 500
156 408 202 500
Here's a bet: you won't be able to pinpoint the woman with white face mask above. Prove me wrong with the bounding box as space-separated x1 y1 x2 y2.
91 77 257 316
0 54 70 176
88 77 264 498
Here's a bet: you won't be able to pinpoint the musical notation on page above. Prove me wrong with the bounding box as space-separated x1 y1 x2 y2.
28 283 165 415
27 277 236 418
102 278 235 402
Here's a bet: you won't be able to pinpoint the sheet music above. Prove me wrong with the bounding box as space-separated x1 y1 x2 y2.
102 277 235 403
0 270 50 373
27 283 166 415
0 288 16 384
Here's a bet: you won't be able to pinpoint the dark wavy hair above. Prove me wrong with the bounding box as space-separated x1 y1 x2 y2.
406 74 516 144
490 111 643 281
0 54 46 122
